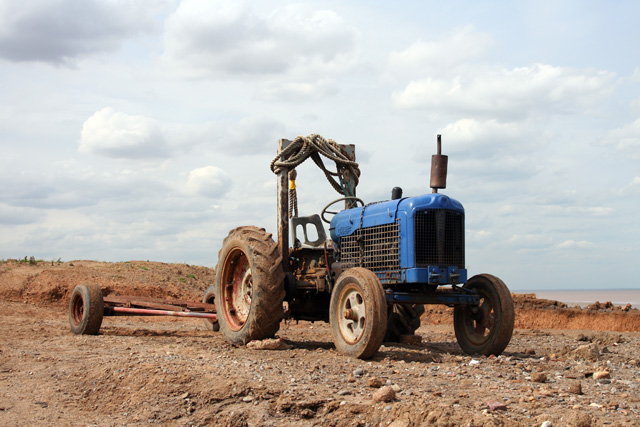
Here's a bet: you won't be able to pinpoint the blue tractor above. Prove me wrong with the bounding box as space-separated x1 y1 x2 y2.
212 134 514 359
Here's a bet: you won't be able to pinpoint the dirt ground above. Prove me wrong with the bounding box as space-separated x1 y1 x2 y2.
1 260 640 426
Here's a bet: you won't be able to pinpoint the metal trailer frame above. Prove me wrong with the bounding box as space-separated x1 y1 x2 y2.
68 283 217 336
102 295 217 320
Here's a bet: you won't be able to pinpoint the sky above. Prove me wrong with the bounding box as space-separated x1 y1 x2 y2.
0 0 638 291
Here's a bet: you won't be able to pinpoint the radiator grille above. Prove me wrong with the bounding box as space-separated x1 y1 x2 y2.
340 221 400 278
414 209 465 268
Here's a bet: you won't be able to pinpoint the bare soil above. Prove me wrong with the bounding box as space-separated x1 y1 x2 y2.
1 260 640 426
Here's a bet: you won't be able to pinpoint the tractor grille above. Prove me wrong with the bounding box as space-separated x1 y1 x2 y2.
414 209 465 268
340 221 400 279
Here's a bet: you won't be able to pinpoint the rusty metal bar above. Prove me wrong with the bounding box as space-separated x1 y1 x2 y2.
107 306 218 319
103 295 215 312
277 139 291 271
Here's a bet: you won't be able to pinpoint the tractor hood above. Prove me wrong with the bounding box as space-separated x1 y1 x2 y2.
330 193 464 240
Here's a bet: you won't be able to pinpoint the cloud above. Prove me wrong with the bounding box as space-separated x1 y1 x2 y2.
79 107 170 159
387 26 495 79
0 203 40 225
79 108 286 159
507 233 554 251
185 166 232 198
541 205 614 217
255 78 339 102
202 116 286 155
162 1 359 98
392 63 616 119
439 118 539 158
601 117 640 159
557 240 596 249
0 0 157 65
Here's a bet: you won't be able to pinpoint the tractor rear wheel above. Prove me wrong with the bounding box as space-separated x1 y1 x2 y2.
384 303 425 342
214 226 285 345
453 274 514 356
329 268 387 359
202 285 219 332
69 283 104 335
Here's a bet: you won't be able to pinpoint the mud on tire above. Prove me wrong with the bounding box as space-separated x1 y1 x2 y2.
214 226 285 345
329 268 387 359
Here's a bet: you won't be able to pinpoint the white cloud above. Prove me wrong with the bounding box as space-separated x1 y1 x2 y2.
199 116 286 156
392 63 616 119
541 205 614 217
557 240 596 249
0 0 158 65
79 108 169 159
602 117 640 159
162 0 359 98
439 118 538 158
387 26 495 79
185 166 232 198
507 233 554 250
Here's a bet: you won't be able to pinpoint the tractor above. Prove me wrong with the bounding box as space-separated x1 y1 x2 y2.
210 134 515 359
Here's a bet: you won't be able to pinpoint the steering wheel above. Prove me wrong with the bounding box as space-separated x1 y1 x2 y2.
320 197 365 224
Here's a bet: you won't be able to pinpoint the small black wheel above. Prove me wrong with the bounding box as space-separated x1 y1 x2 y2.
69 283 104 335
453 274 514 356
384 303 425 342
329 268 387 359
202 285 219 332
320 197 365 223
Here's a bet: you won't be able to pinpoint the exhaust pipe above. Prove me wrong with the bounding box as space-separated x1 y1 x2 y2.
430 134 448 193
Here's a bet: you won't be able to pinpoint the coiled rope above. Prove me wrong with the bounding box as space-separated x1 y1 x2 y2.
270 134 360 196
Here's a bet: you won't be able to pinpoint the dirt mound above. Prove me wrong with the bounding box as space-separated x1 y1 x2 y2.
421 292 640 333
0 259 215 306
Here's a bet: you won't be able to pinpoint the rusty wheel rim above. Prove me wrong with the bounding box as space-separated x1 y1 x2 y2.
221 248 252 331
463 295 495 346
336 284 366 344
71 293 84 326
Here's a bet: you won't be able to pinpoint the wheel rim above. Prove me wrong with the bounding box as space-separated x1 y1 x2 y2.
336 284 366 344
221 248 253 331
462 293 495 346
71 293 84 326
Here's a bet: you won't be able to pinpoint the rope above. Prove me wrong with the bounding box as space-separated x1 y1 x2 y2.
270 134 360 197
288 170 298 219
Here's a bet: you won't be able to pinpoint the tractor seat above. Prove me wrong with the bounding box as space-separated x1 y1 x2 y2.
291 214 328 248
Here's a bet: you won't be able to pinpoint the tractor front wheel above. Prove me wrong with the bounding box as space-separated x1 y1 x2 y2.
214 226 285 344
329 268 387 359
453 274 514 356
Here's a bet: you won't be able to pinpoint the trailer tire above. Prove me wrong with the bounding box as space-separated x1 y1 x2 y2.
202 285 219 332
330 268 387 359
69 283 104 335
384 303 425 342
214 226 285 345
454 274 514 356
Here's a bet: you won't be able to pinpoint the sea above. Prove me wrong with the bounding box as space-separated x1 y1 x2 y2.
517 289 640 309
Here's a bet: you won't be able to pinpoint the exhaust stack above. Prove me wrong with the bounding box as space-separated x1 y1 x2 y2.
430 134 448 193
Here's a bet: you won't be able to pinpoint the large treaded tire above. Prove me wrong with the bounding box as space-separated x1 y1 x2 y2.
384 303 425 342
453 274 515 356
214 226 285 345
69 283 104 335
329 268 387 359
